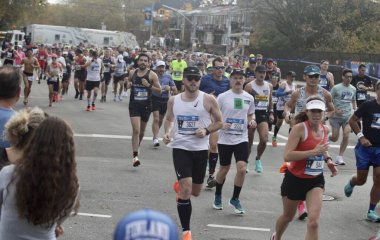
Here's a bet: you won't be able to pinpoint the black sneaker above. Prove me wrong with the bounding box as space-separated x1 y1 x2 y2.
206 175 216 188
79 93 83 100
75 92 79 99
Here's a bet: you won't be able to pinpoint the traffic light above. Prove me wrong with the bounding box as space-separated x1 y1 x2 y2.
163 10 169 21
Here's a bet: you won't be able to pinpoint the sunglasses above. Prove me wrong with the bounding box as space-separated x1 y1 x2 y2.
214 66 225 70
186 76 201 82
308 74 320 79
309 109 323 113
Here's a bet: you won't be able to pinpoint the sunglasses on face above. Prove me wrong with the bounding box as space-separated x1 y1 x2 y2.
309 109 323 113
186 76 201 82
214 66 225 70
308 74 320 79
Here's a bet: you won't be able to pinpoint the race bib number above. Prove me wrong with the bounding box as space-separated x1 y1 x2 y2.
104 66 110 73
226 118 244 135
27 76 34 81
51 76 58 82
319 79 327 86
75 65 81 71
177 115 199 135
62 67 67 74
357 92 366 101
174 71 181 77
91 65 100 72
116 68 124 74
272 96 278 104
304 155 324 176
6 52 12 58
371 113 380 129
39 56 45 60
255 95 269 110
133 87 148 101
341 91 353 102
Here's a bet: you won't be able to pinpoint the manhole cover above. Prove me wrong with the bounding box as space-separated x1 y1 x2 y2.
322 194 335 201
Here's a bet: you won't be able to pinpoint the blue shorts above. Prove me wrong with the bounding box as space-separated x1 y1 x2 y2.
355 143 380 170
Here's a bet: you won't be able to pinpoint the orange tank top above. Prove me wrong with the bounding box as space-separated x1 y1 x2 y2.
288 120 327 179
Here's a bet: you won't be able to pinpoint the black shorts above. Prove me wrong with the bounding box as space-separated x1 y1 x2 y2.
113 74 126 83
281 171 325 201
74 71 87 82
62 73 70 82
101 72 112 85
255 111 269 124
47 79 59 92
152 96 168 115
174 81 183 91
85 81 100 91
218 142 249 166
173 148 208 184
129 102 151 122
276 110 284 119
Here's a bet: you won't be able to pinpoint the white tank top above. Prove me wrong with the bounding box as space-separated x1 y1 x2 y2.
250 80 271 112
86 58 102 81
277 81 297 111
168 91 211 151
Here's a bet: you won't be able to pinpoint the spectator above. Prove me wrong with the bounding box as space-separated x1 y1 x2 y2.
0 66 21 148
114 209 179 240
0 116 80 239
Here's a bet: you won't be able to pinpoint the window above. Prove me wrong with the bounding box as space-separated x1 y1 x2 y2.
55 34 60 41
104 37 109 45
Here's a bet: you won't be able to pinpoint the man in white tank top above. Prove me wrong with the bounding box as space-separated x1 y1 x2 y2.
83 50 103 111
213 69 256 214
163 67 222 240
244 65 274 173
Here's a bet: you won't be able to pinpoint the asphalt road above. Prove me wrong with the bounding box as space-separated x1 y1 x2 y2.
11 78 379 240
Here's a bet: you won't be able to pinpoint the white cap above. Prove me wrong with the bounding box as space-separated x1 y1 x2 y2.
123 52 129 57
156 60 165 67
117 55 124 62
306 99 326 111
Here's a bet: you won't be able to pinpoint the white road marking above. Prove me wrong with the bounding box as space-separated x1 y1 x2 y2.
74 133 355 149
77 212 112 218
207 224 270 232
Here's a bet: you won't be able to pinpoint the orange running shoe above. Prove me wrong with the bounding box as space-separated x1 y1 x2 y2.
182 231 192 240
173 180 179 201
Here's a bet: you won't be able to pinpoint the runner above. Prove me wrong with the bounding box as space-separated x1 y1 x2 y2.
56 50 66 101
126 53 161 167
212 69 256 214
244 57 256 87
83 50 103 111
100 49 114 102
151 60 177 148
345 81 380 223
45 54 62 107
36 45 48 83
113 52 127 102
199 56 230 187
163 66 222 240
20 49 39 105
171 52 187 93
328 69 356 165
319 60 334 91
73 49 87 100
271 96 337 240
272 71 297 147
244 64 274 173
61 51 72 98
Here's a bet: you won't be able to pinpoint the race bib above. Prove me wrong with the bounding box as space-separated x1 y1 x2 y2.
272 96 278 104
357 92 366 101
174 71 181 77
319 79 327 86
27 76 34 81
39 56 44 60
304 155 324 176
75 65 81 71
255 95 269 110
116 68 124 74
6 52 12 58
177 115 199 135
51 76 58 82
226 118 244 135
341 91 353 102
91 65 100 72
104 66 110 73
133 87 148 101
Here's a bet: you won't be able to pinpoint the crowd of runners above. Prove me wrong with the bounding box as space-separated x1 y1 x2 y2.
1 42 380 240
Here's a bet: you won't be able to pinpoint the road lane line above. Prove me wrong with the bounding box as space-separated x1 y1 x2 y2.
207 224 270 232
73 133 354 149
77 212 112 218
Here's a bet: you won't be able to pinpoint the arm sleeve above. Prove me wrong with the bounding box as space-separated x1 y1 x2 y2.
274 87 288 97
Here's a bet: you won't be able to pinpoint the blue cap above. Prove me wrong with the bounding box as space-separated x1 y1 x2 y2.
304 65 320 75
114 209 179 240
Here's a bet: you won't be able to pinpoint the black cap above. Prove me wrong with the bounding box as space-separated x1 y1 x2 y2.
266 58 274 63
183 67 201 76
196 61 205 66
230 69 245 76
255 65 267 72
249 57 257 64
287 71 296 77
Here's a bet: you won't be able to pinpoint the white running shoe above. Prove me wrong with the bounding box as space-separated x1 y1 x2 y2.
335 155 346 165
153 138 160 148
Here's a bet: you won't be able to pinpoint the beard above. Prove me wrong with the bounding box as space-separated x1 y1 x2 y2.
184 84 198 93
139 64 147 70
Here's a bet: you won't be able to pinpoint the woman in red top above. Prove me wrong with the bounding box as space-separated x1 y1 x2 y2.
271 95 337 240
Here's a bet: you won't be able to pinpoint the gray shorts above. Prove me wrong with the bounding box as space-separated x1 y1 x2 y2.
329 116 349 128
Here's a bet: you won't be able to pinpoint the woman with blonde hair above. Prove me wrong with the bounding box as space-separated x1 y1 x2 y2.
0 107 47 170
0 116 79 239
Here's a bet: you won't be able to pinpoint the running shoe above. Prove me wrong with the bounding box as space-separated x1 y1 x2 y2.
246 162 250 173
335 155 346 165
270 232 276 240
206 175 216 188
91 104 96 111
182 231 192 240
75 92 79 99
213 194 223 210
367 210 380 223
255 160 263 173
369 230 380 240
86 105 91 111
173 180 179 201
133 156 140 167
229 198 245 214
297 201 308 220
344 179 354 197
113 96 117 102
118 95 123 102
153 138 160 148
100 96 104 102
79 94 83 100
104 96 106 102
272 136 277 147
